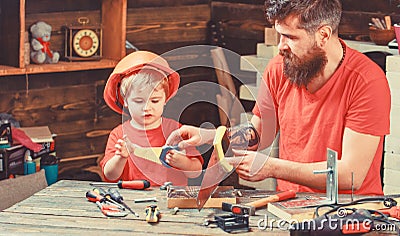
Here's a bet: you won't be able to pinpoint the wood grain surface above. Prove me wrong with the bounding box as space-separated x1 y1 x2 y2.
0 180 289 235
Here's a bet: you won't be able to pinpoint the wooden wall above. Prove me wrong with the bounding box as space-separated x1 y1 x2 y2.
1 0 399 181
211 0 400 54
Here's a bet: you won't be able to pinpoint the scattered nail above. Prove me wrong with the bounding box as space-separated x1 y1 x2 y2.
133 197 158 203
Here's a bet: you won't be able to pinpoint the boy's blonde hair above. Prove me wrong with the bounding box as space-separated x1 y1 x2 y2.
120 70 170 100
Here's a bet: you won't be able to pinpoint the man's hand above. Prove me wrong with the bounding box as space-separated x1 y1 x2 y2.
166 125 216 149
232 149 271 182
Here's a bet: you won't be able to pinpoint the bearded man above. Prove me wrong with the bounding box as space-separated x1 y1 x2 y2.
167 0 390 195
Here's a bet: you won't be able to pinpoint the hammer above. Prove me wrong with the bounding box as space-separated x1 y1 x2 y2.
222 190 296 216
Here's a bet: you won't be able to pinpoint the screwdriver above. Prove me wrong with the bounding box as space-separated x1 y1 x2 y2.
86 190 124 209
90 180 151 190
93 187 125 210
85 190 127 217
86 190 106 203
108 188 139 217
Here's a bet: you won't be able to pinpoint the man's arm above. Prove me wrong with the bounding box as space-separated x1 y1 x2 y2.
236 127 380 191
251 115 278 150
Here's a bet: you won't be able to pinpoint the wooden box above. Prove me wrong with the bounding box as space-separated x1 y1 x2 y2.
167 186 236 209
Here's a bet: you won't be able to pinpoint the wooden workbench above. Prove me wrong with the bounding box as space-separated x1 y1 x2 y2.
0 180 288 235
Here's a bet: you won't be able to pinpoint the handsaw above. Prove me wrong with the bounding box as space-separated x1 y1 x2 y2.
126 138 179 168
196 126 235 210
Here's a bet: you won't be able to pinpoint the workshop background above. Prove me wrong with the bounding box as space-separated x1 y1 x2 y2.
0 0 399 182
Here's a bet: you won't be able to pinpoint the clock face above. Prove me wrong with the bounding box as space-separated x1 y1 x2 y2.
72 29 100 57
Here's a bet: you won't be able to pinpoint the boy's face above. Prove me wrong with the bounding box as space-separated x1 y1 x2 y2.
126 84 166 130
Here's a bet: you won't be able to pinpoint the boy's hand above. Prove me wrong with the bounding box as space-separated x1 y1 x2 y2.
114 139 129 159
115 136 138 159
164 150 190 169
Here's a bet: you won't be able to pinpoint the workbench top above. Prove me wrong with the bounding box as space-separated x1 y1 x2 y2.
1 180 398 235
0 180 288 235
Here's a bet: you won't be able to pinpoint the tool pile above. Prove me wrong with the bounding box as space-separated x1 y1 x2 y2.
370 16 392 30
86 188 129 217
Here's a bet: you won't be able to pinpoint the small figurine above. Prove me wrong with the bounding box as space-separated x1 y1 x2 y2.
30 21 60 64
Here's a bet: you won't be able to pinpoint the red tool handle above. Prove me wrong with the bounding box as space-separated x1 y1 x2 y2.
86 190 105 203
247 190 296 208
275 190 297 201
117 180 150 190
378 206 400 220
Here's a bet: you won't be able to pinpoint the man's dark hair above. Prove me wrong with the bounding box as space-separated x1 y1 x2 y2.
264 0 342 34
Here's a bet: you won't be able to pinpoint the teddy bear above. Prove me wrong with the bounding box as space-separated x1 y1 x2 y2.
30 21 60 64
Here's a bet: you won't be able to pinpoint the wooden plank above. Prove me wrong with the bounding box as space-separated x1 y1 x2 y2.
126 5 210 45
342 0 397 12
222 20 266 40
128 5 210 23
211 2 265 22
127 0 210 8
1 83 95 111
0 68 111 91
11 105 94 127
55 132 108 158
102 0 126 60
211 2 267 42
126 41 209 55
212 0 264 4
127 22 208 44
25 0 100 14
58 154 102 178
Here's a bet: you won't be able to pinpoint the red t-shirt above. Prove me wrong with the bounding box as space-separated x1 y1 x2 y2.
100 118 203 186
253 42 390 195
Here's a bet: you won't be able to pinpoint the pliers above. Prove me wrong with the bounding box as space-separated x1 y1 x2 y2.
96 201 128 217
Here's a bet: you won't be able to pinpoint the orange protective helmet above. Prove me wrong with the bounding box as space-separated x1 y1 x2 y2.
104 51 180 114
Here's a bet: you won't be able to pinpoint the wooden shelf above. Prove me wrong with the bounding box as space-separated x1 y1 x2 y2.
0 0 126 77
0 59 118 76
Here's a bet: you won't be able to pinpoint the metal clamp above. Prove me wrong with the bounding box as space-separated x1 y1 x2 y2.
313 148 338 204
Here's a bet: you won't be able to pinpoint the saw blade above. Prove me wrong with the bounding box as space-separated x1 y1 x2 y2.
196 126 234 210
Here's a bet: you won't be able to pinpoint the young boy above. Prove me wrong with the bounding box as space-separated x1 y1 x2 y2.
101 51 203 186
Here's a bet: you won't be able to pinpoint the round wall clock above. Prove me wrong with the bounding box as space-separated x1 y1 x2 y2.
72 29 100 57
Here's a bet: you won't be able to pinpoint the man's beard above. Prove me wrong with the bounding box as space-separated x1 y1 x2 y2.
280 44 327 88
